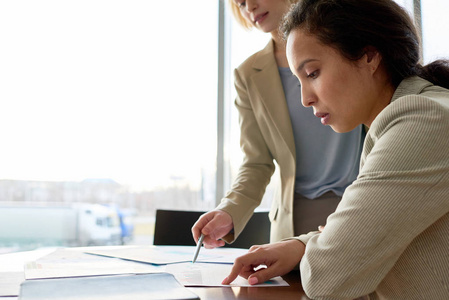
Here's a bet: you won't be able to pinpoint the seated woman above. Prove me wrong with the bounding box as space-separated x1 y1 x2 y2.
222 0 449 299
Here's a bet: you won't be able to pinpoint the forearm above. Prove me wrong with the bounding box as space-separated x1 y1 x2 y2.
217 163 274 242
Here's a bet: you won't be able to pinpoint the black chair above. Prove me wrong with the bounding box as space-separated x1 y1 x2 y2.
153 209 270 249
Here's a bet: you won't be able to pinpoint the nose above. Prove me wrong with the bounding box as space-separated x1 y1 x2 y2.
245 0 258 12
301 84 315 107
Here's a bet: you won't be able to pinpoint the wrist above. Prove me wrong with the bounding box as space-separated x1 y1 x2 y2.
285 239 306 261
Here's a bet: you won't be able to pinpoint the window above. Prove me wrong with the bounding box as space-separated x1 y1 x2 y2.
0 0 218 251
393 0 449 64
420 1 449 63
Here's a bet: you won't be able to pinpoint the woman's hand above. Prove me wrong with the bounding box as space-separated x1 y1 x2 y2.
222 240 306 285
191 209 234 249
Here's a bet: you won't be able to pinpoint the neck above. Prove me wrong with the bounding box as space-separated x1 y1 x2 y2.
271 31 289 68
365 78 396 128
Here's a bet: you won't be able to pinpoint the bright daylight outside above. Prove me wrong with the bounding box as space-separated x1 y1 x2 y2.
0 0 448 254
0 1 219 253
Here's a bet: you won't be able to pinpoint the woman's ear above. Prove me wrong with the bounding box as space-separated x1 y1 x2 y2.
363 46 382 74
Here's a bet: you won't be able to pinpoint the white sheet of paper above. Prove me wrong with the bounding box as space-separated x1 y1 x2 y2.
24 248 164 280
85 245 248 265
0 248 56 272
0 248 55 297
165 262 289 287
0 272 24 297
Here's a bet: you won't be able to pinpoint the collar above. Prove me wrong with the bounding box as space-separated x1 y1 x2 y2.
390 76 433 104
251 39 276 71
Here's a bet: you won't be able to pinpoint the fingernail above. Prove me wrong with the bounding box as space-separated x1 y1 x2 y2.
249 277 258 285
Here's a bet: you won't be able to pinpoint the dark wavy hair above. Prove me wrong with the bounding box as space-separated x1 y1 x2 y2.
280 0 449 89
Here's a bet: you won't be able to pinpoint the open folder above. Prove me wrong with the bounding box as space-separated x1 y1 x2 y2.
19 273 199 300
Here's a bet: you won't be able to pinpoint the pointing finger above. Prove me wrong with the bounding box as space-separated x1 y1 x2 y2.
222 259 245 285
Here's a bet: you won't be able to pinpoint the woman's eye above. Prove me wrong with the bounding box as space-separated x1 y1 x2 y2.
237 1 246 8
307 70 319 79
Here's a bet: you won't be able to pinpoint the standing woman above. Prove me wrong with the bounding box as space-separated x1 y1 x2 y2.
223 0 449 299
192 0 364 248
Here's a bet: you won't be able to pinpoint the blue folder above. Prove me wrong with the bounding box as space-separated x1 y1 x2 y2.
19 272 200 300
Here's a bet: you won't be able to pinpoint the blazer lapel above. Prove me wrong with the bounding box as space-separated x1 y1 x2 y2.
250 40 296 160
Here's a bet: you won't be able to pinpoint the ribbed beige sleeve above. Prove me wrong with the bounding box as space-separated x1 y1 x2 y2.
297 92 449 299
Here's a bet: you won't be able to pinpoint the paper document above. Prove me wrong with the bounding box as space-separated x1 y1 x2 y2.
165 262 289 287
0 247 56 272
86 245 248 265
24 248 164 280
0 272 24 297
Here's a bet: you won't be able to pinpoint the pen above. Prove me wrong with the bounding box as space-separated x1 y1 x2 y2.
192 233 205 263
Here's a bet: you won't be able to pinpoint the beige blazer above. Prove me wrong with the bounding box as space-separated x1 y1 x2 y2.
217 40 296 243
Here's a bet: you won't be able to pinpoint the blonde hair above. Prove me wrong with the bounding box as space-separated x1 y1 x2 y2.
228 0 299 30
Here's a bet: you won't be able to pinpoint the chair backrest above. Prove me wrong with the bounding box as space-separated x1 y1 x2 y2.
153 209 270 249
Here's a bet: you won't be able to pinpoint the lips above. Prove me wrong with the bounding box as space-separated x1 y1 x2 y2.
254 12 268 24
315 112 330 125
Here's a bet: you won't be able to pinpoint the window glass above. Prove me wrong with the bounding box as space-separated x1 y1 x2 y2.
0 0 218 252
421 1 449 63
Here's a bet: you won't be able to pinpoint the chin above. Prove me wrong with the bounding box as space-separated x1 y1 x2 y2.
330 124 355 133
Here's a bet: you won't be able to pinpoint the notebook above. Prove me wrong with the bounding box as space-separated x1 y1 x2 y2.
19 272 200 300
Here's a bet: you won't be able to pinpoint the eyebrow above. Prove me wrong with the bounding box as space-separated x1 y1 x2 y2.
296 59 318 73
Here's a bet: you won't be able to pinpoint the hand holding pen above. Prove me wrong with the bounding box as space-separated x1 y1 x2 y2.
191 209 234 249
